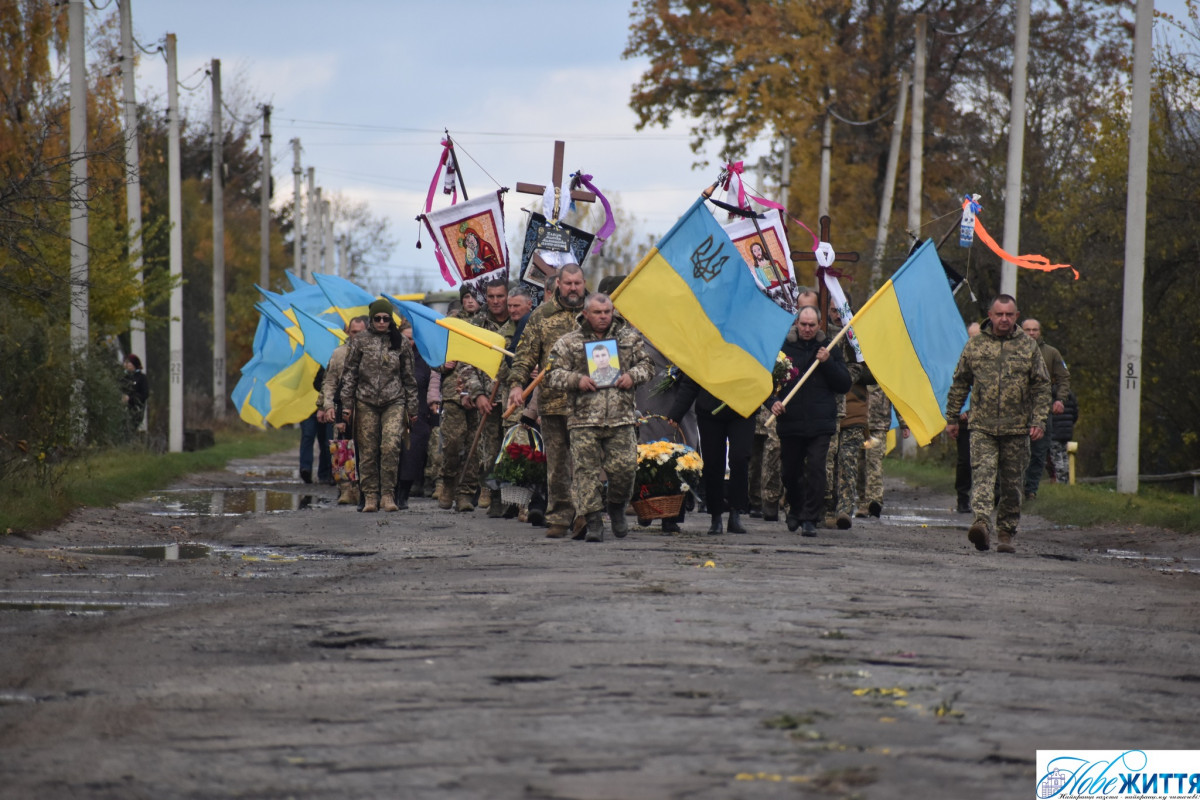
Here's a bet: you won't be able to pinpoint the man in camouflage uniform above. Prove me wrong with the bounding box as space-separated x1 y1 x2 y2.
546 293 654 542
1020 317 1071 500
834 381 870 529
339 299 420 513
319 315 368 505
461 279 516 519
507 264 589 538
946 295 1051 553
436 291 482 512
749 407 783 521
857 383 892 518
822 305 863 524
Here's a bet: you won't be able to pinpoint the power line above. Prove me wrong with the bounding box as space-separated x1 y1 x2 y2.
272 115 691 141
828 103 896 127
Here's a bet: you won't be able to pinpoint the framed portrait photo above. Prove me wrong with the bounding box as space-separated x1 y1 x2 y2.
585 338 621 388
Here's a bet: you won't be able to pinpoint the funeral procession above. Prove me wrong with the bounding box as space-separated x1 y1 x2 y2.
4 1 1200 798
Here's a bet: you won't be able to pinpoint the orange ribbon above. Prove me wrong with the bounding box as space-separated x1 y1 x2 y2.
965 198 1078 280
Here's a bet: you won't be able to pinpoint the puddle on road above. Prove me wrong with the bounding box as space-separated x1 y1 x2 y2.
1101 548 1200 575
138 488 330 517
227 463 299 479
71 543 213 560
0 599 169 613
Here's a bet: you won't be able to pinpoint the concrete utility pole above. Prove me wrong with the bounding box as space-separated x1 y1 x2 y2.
68 0 88 358
166 34 184 453
338 235 350 279
871 70 910 293
304 167 316 280
322 198 333 275
211 59 226 420
1001 0 1032 298
291 138 302 281
779 136 791 207
907 14 927 244
818 112 832 219
1117 0 1155 494
260 105 272 289
119 0 146 376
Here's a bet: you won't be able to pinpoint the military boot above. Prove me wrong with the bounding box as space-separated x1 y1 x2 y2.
968 519 991 551
361 495 379 513
438 479 456 509
585 511 605 542
997 530 1016 553
762 501 779 522
487 489 507 518
607 503 628 538
336 484 358 505
380 494 399 513
455 493 475 513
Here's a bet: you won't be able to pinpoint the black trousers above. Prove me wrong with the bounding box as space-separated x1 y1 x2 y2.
697 412 754 514
955 421 972 506
780 433 832 523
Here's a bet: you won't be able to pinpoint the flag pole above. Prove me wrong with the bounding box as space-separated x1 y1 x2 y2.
765 324 852 429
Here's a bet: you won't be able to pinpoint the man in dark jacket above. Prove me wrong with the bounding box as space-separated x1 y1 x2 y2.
770 306 852 536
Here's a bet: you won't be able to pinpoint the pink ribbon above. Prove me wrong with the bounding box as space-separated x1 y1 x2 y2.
721 161 748 209
721 161 819 251
424 139 458 287
573 172 615 252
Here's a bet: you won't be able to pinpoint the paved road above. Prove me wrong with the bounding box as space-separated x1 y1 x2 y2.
2 453 1198 799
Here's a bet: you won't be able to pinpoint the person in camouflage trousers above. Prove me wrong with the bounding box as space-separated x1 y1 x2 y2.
436 291 482 512
319 315 368 505
460 279 515 519
856 384 892 517
340 298 420 513
749 407 783 521
507 264 589 538
546 293 654 542
834 382 870 528
946 295 1051 554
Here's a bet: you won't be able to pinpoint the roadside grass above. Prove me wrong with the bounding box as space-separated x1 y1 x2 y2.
886 458 1200 534
1 426 296 535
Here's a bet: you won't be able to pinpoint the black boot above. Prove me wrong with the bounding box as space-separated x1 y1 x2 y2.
607 503 629 538
707 514 723 535
727 510 747 534
394 480 411 511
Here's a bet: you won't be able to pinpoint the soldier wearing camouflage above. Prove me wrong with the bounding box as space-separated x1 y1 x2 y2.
460 280 516 516
946 295 1051 551
834 382 870 526
857 384 891 514
750 407 783 517
436 300 484 509
507 265 590 533
546 294 654 536
319 316 368 505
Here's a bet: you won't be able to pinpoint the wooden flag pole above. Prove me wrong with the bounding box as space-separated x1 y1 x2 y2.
457 380 501 487
502 363 551 419
765 324 851 429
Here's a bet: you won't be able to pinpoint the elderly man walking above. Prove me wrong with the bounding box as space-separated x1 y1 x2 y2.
546 293 653 542
945 295 1051 553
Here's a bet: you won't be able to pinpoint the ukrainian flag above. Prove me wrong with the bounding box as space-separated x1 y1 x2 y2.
849 239 968 446
313 273 376 325
611 197 793 418
293 305 347 367
388 297 508 378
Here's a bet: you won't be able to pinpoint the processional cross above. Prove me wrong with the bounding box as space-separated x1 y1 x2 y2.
515 140 596 282
790 215 859 331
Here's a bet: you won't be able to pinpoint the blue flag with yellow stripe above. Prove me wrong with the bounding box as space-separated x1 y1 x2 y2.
611 197 793 417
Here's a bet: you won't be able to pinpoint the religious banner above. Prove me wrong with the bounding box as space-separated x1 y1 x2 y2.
421 190 510 302
722 208 798 312
516 211 594 306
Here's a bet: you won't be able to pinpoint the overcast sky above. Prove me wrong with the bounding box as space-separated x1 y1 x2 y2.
123 0 1185 293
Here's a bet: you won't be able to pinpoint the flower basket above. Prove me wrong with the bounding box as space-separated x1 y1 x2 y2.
500 483 534 508
487 425 546 498
633 420 702 520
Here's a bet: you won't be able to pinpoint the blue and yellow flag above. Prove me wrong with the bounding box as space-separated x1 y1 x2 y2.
611 197 793 417
293 306 347 368
388 296 507 377
850 240 968 446
313 273 377 325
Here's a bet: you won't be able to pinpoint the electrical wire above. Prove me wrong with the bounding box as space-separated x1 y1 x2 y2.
272 115 690 141
176 66 209 92
446 136 504 190
932 3 1006 37
221 99 262 127
88 0 115 10
133 35 163 56
827 103 897 127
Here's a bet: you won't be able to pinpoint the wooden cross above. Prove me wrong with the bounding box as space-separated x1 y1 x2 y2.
516 140 596 281
790 215 859 331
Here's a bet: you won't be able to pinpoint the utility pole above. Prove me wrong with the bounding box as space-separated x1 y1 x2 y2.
166 33 184 453
1117 0 1154 494
291 138 302 281
779 135 791 207
322 198 333 275
907 14 927 245
338 235 350 279
259 105 272 289
818 112 832 219
211 59 226 420
119 0 146 379
871 70 910 293
68 0 88 363
1001 0 1031 298
304 167 316 280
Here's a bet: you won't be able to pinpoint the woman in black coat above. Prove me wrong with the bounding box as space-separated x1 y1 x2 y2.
770 307 851 536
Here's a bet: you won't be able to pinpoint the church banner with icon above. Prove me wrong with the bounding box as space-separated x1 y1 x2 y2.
421 190 509 302
722 208 798 312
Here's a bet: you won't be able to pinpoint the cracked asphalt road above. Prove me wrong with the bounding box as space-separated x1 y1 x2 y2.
2 451 1198 799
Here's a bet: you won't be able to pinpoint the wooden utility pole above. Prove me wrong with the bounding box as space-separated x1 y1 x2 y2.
211 59 226 420
119 0 146 375
167 34 184 453
260 105 272 288
1117 0 1154 494
1001 0 1031 298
